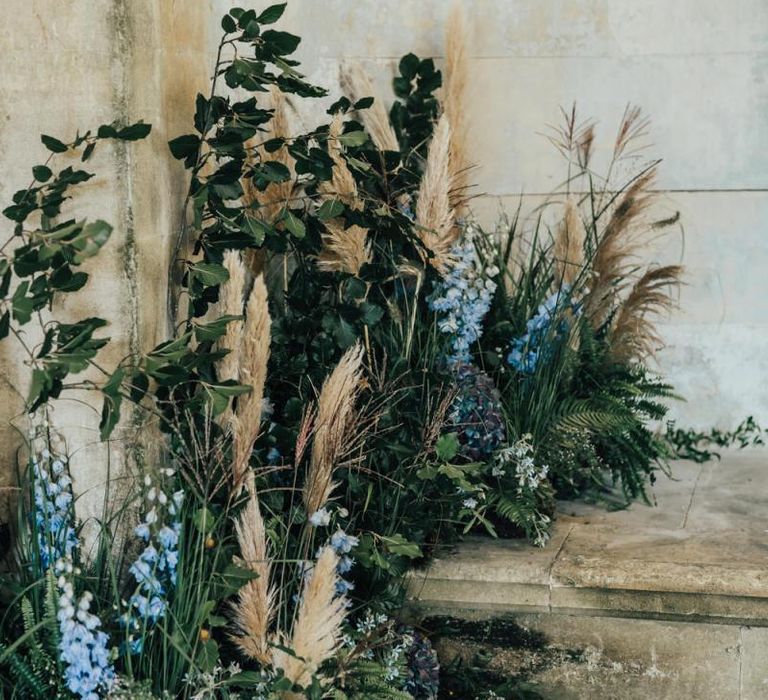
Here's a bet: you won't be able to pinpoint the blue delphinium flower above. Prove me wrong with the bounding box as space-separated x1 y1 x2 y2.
427 222 498 366
32 448 78 570
121 469 183 652
507 287 578 375
55 558 116 700
330 529 359 597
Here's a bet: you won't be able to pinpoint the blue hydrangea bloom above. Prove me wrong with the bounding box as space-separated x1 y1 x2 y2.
449 364 507 461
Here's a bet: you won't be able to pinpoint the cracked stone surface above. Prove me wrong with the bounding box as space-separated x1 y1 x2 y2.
411 451 768 622
408 450 768 697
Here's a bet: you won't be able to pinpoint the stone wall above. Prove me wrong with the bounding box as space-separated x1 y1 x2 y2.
267 0 768 430
1 1 766 511
0 0 211 515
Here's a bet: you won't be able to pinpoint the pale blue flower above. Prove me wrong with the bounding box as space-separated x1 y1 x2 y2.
309 508 331 527
122 471 183 652
32 450 78 570
427 222 498 366
55 568 115 699
507 287 578 375
330 529 359 555
329 529 359 599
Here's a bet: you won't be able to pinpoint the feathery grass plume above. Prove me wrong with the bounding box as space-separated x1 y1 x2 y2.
216 250 246 386
244 86 293 223
443 1 471 214
320 113 360 206
584 167 657 326
231 481 275 665
415 114 457 273
610 264 682 362
303 343 365 516
613 104 651 162
243 87 292 276
272 546 348 692
552 198 586 288
232 273 271 488
295 403 318 467
339 62 400 152
317 114 371 275
546 104 596 170
317 220 371 276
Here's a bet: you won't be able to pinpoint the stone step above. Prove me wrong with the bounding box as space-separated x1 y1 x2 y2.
405 453 768 699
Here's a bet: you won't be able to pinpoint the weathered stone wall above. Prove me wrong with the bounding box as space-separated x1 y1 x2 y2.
264 0 768 430
0 1 766 512
0 0 211 515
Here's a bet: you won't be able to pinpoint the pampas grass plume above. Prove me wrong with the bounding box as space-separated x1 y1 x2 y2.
303 343 365 516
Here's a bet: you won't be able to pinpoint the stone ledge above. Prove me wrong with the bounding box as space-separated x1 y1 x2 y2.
407 452 768 627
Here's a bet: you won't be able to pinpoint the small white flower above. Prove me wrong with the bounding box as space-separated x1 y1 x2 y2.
309 508 331 527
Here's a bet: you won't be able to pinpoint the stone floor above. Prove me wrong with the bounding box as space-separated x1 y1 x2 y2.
406 451 768 698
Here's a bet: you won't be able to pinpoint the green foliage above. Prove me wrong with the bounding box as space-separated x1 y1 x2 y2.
389 53 442 161
0 7 730 700
387 53 442 198
0 121 151 410
332 659 413 700
665 416 765 462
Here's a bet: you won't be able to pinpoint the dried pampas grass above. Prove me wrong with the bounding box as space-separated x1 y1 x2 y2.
232 274 271 488
339 62 399 152
242 87 293 277
610 265 682 362
443 2 471 214
316 114 371 275
415 114 457 274
272 546 348 691
585 168 657 326
216 251 247 386
552 198 586 288
317 220 371 276
231 483 275 665
303 343 365 516
321 114 359 206
612 105 651 162
244 86 293 224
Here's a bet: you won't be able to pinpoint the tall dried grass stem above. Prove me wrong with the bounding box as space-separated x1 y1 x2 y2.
303 343 365 515
232 274 271 488
339 62 400 152
415 114 457 274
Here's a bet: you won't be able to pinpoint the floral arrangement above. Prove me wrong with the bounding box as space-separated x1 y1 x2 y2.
0 2 721 699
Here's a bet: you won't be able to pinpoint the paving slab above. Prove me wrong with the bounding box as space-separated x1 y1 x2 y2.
408 451 768 624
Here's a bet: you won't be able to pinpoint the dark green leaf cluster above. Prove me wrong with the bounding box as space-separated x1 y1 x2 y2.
0 122 151 410
389 53 442 166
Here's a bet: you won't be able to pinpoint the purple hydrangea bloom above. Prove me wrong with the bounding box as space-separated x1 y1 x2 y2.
449 364 507 461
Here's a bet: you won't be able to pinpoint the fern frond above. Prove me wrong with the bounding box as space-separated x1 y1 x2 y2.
338 658 413 700
20 598 53 676
547 398 633 440
0 642 48 699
